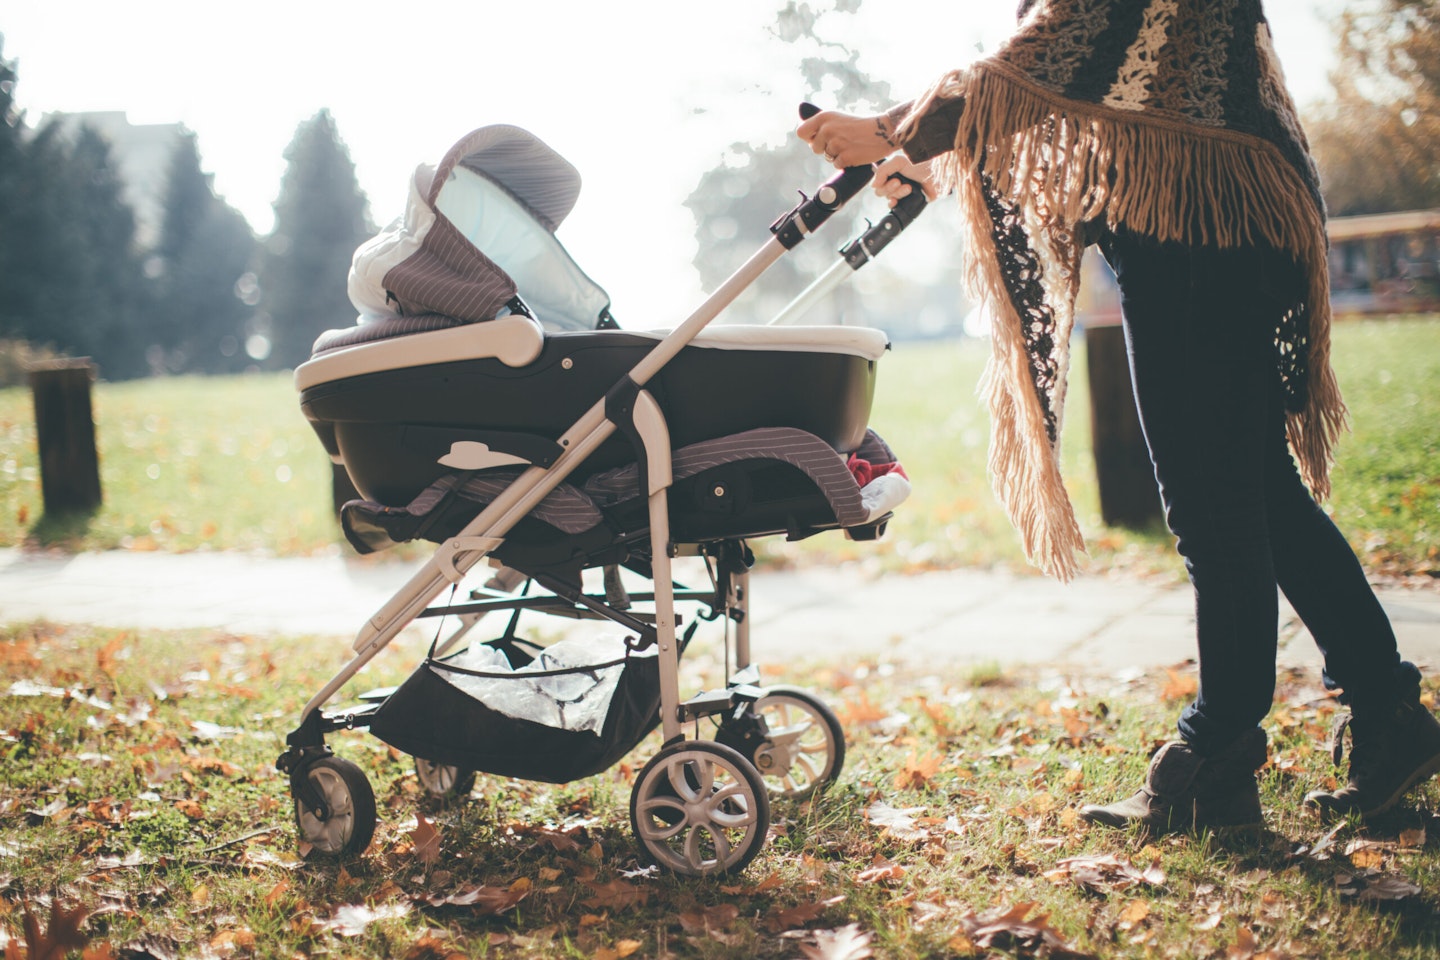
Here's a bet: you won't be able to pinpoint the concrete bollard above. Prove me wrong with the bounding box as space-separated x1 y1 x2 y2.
29 358 103 514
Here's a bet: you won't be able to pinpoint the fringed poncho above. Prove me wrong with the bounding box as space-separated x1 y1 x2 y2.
891 0 1346 581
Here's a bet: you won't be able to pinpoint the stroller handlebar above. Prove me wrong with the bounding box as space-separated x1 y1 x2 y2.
842 172 929 267
771 164 876 249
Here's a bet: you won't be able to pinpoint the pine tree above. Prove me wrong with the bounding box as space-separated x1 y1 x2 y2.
152 130 259 374
259 109 372 369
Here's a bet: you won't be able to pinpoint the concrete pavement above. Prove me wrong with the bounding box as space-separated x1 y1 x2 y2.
2 547 1439 679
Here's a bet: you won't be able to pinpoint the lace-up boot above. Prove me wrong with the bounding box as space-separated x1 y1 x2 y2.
1303 695 1440 820
1080 727 1267 836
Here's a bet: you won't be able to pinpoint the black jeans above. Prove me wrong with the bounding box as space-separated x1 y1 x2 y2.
1098 230 1415 754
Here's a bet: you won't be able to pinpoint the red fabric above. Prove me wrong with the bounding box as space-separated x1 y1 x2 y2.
847 454 908 487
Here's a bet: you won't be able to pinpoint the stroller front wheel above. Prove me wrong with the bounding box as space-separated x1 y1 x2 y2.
630 740 770 877
293 756 376 858
415 757 477 801
718 686 846 801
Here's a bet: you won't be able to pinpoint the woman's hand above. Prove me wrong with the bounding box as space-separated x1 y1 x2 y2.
874 155 937 206
797 109 903 168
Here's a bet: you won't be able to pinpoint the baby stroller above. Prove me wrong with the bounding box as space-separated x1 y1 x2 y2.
276 119 925 876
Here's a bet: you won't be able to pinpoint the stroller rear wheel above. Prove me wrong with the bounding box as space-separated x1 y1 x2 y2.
415 757 477 800
293 756 376 857
630 740 770 877
718 686 845 801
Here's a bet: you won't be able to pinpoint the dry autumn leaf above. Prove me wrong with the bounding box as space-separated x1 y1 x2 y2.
800 923 874 960
894 750 943 791
763 896 846 933
863 800 929 841
419 883 529 915
317 902 413 937
953 902 1098 960
1161 668 1199 701
678 903 740 934
17 900 89 960
410 815 442 866
581 878 650 911
855 855 906 885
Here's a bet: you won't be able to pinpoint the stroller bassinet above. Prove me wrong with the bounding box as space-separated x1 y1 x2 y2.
277 124 916 877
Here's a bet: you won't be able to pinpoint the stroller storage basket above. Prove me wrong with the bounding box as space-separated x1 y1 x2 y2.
367 641 661 784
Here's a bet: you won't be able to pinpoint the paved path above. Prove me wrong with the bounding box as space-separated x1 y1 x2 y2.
3 548 1439 680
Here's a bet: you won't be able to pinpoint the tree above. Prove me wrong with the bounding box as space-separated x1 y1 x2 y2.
1308 0 1440 216
0 113 151 379
258 109 372 369
686 1 893 324
151 130 259 374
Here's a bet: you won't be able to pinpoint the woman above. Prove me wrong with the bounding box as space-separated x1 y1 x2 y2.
799 0 1440 835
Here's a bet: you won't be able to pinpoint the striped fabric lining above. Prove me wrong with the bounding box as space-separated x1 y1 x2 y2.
581 427 872 528
342 428 896 549
311 313 470 356
383 213 518 323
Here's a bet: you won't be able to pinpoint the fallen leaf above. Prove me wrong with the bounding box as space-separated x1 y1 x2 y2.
678 903 740 933
410 815 442 866
19 900 90 960
581 878 649 911
317 902 412 937
763 896 846 933
800 923 873 960
855 856 906 885
1116 900 1150 931
953 902 1098 959
894 750 943 791
863 801 929 841
1045 854 1164 893
1162 668 1198 701
1337 871 1423 902
1227 926 1258 959
419 884 528 915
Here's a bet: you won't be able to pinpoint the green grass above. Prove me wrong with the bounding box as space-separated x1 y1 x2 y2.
0 318 1437 581
3 621 1440 958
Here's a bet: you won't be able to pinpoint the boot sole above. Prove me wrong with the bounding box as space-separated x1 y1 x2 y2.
1362 751 1440 819
1307 750 1440 820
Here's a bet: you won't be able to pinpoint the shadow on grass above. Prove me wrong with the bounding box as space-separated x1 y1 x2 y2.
1195 811 1440 950
27 506 98 548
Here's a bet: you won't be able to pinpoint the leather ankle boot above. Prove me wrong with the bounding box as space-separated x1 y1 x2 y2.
1303 696 1440 820
1080 727 1267 836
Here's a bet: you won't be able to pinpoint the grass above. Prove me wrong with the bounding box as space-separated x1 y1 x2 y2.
0 317 1438 582
3 619 1440 958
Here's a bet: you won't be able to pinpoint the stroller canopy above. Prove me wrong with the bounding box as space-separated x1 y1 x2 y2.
349 125 612 332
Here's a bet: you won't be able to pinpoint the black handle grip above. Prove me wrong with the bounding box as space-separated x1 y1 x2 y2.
884 172 930 228
840 172 930 269
771 164 875 249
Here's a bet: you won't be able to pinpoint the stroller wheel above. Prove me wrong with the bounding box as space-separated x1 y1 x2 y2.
293 756 376 857
414 758 477 800
736 686 845 801
630 740 770 877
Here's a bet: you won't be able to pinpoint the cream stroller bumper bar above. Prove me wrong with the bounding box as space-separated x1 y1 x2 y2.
277 123 920 876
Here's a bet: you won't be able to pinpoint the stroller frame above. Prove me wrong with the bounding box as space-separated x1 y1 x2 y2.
278 160 885 876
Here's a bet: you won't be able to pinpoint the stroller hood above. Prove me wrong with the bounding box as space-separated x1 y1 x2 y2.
348 126 609 330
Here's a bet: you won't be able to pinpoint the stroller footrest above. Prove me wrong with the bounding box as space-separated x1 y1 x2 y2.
678 682 765 722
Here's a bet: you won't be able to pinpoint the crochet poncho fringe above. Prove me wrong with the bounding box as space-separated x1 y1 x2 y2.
897 0 1346 580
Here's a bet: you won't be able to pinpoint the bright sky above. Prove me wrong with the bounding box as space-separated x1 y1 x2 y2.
4 0 1343 328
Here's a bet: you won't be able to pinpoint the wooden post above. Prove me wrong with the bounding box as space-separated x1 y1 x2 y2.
29 358 103 514
1085 323 1162 530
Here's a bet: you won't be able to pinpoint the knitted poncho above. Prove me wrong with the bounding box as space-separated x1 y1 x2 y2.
893 0 1345 580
